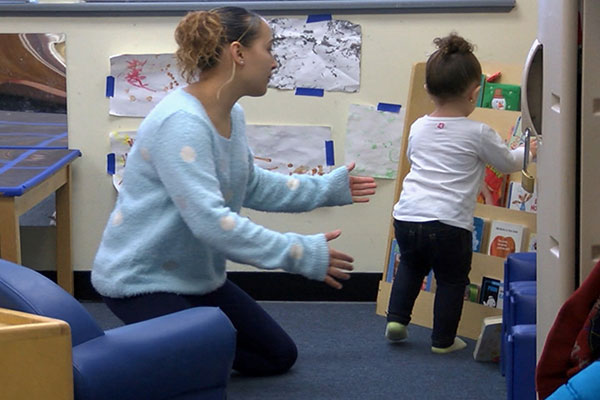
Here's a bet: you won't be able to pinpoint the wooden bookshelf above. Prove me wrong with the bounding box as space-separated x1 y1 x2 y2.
375 61 536 340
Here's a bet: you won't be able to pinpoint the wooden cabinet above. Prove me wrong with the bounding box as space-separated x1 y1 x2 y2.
0 308 73 400
375 61 536 340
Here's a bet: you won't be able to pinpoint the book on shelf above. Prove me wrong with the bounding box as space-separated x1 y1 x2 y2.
481 82 521 111
385 238 401 283
487 220 526 257
527 232 537 252
472 216 487 253
464 283 480 303
421 269 434 292
473 315 503 362
479 277 502 308
385 239 434 290
477 164 508 207
506 115 524 150
497 283 504 309
475 73 486 107
506 181 537 213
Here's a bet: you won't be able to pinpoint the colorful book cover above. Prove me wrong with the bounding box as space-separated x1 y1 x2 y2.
477 165 507 207
464 283 480 303
475 73 486 107
497 282 504 310
507 115 524 150
487 220 525 258
479 277 502 308
527 232 538 252
386 238 401 283
481 82 521 111
473 315 503 362
506 181 537 213
472 216 486 252
422 269 434 292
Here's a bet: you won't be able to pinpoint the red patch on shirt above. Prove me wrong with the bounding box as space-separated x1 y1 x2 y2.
436 122 445 129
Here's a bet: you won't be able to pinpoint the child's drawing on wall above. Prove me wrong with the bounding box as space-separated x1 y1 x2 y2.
109 54 183 117
344 103 405 179
245 125 331 176
267 17 361 92
109 130 136 190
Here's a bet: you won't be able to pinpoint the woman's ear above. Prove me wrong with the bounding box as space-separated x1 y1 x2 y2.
229 41 245 66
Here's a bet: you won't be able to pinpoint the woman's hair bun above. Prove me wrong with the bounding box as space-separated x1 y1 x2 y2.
433 32 474 56
174 7 262 83
175 10 225 83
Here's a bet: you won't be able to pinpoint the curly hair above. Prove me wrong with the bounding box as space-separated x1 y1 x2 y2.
174 7 263 83
425 32 482 100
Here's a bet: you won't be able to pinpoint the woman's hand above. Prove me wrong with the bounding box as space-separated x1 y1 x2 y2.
324 230 354 289
346 162 377 203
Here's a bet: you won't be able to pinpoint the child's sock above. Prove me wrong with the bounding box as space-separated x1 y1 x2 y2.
431 337 467 354
385 321 408 342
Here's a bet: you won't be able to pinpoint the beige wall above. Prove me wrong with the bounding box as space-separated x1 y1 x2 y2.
1 1 537 273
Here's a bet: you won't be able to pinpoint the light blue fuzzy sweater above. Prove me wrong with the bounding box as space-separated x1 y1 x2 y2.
92 88 353 297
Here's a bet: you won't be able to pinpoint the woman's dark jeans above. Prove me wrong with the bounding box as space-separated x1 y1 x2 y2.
103 279 297 376
387 220 472 348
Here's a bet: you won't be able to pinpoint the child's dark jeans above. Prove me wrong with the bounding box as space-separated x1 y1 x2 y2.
387 219 472 348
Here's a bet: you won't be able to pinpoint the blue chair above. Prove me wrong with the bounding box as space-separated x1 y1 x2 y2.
502 252 537 376
508 285 537 328
506 324 537 400
0 258 236 400
503 252 537 284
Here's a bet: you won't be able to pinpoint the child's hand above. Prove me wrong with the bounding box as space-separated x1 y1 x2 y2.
324 229 354 289
346 162 377 203
529 138 538 159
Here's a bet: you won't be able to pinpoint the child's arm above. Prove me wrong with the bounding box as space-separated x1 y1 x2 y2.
478 125 527 174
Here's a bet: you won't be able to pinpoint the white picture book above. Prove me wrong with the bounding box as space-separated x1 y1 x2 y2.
473 315 503 362
487 220 526 258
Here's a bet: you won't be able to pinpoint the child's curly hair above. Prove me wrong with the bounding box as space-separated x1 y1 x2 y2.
174 7 263 83
425 32 482 100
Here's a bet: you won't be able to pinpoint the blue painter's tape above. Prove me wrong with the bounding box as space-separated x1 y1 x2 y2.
107 153 115 175
307 14 332 23
295 87 324 97
106 76 115 98
325 140 335 166
377 103 402 113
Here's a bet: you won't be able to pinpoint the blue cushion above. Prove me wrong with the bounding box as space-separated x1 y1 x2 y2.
0 258 237 400
501 252 536 376
0 259 103 346
504 252 537 284
506 324 536 400
72 307 236 400
510 285 537 326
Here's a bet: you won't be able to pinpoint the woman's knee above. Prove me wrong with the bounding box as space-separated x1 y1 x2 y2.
273 340 298 373
234 339 298 376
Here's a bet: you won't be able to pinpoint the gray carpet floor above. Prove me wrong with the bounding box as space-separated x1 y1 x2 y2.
83 301 506 400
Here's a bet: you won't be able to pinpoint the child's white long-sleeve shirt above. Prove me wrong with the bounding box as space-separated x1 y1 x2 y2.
393 115 525 231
